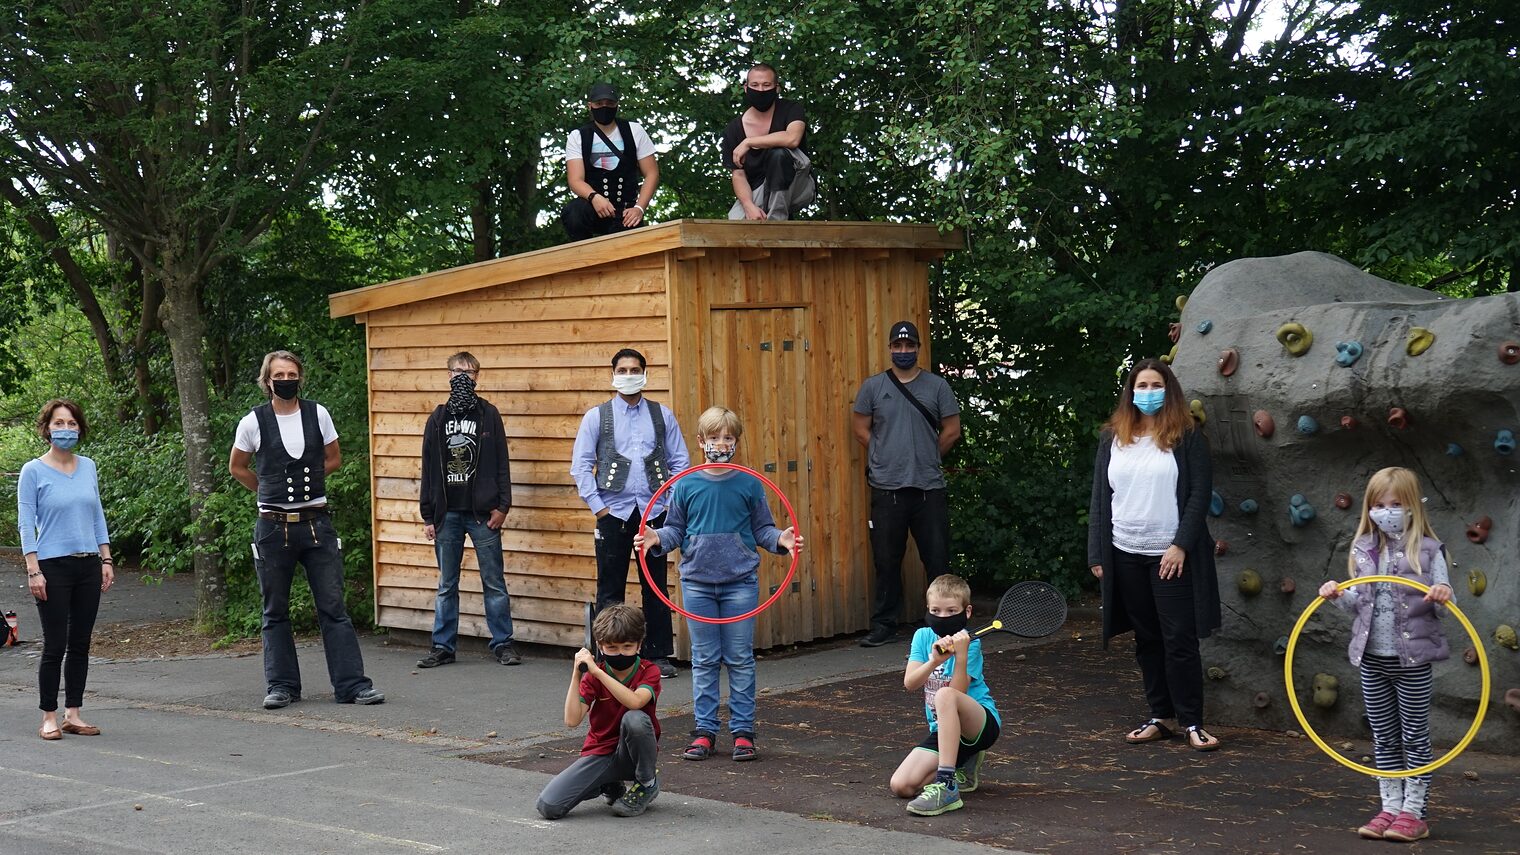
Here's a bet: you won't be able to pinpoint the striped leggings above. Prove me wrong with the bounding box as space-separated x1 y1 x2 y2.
1360 653 1433 817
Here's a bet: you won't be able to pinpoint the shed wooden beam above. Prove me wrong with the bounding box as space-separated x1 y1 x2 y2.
737 247 772 263
802 248 832 262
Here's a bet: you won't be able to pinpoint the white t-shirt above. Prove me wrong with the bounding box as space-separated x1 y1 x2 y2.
565 121 655 172
234 403 339 509
1108 435 1180 556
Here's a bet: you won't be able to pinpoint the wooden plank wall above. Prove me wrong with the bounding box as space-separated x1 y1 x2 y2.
363 256 674 647
666 247 932 649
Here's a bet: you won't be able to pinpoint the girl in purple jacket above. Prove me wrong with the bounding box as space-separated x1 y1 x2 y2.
1318 466 1453 843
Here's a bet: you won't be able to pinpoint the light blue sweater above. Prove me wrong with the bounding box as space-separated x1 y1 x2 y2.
17 456 111 560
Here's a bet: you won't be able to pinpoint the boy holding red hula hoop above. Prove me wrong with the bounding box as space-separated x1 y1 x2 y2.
635 407 801 762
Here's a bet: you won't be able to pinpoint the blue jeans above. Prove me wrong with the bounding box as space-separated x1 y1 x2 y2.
682 573 759 736
432 511 513 651
253 514 372 701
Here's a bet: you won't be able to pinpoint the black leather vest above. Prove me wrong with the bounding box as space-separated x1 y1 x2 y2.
253 399 326 507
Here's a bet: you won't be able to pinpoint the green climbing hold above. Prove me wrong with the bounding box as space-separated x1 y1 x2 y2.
1407 327 1436 356
1276 322 1313 356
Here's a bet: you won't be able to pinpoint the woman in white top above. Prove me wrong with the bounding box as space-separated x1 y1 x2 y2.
1087 359 1221 751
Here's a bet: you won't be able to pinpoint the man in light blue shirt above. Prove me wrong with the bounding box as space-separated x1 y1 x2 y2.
570 348 690 677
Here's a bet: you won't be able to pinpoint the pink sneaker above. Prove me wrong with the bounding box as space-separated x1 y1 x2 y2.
1382 812 1429 842
1357 810 1397 839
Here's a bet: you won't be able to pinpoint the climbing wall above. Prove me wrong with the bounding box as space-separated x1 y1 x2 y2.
1170 251 1519 753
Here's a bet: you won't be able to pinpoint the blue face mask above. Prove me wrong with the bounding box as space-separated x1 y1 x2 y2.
891 350 918 369
50 429 80 450
1133 388 1165 416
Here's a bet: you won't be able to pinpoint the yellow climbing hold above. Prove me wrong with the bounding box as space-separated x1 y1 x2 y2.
1190 399 1207 426
1276 322 1313 356
1161 343 1179 365
1467 568 1487 597
1407 327 1436 356
1175 295 1188 313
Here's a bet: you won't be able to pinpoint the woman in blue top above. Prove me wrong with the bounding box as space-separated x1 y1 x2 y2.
635 406 800 762
18 400 114 740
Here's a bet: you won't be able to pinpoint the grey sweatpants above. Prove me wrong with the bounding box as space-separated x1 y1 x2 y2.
536 710 658 820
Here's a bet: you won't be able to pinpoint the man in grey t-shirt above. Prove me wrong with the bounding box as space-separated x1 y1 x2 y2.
851 320 962 647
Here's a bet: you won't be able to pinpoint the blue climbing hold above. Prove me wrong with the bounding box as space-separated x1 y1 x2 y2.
1334 340 1364 367
1274 635 1291 656
1297 415 1319 435
1289 494 1316 527
1209 491 1225 517
1446 443 1464 457
1239 499 1259 515
1196 320 1213 335
1497 430 1516 456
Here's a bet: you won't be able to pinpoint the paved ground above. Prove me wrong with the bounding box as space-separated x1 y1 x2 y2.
2 554 1516 853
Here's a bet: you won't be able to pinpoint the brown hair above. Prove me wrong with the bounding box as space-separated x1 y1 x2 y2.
257 350 304 396
925 574 971 608
447 351 480 372
1348 467 1440 576
1101 358 1193 450
593 603 646 646
36 399 87 442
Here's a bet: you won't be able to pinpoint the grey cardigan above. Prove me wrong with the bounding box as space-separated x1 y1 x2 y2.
1087 428 1221 647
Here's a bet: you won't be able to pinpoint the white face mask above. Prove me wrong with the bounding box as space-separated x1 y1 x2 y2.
611 373 647 396
1369 507 1405 537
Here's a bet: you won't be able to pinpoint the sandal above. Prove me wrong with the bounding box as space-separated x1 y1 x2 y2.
683 731 715 761
732 734 757 761
1124 718 1174 744
1185 725 1221 752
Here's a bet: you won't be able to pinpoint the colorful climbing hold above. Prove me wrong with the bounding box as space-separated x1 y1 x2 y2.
1161 343 1178 364
1206 666 1228 681
1406 327 1436 356
1289 494 1316 527
1196 320 1213 335
1253 410 1275 438
1237 569 1262 596
1280 577 1296 595
1340 415 1359 430
1463 647 1479 666
1274 635 1290 655
1253 692 1272 709
1447 443 1464 457
1175 295 1188 313
1168 322 1181 344
1466 516 1492 545
1296 415 1319 435
1189 399 1207 426
1334 340 1363 367
1276 322 1313 356
1388 407 1410 430
1501 341 1520 365
1334 493 1353 510
1312 673 1339 709
1496 429 1516 455
1239 499 1259 515
1218 348 1239 376
1209 491 1225 517
1494 624 1519 651
1467 568 1487 597
1215 540 1229 556
1506 689 1520 713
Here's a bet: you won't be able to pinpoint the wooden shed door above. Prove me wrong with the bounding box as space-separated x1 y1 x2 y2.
706 307 813 649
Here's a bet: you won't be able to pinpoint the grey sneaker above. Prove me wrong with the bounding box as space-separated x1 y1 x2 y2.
262 689 299 710
611 777 659 817
599 781 626 805
417 648 455 668
347 687 386 705
906 781 963 816
494 642 522 666
955 751 985 793
655 658 677 678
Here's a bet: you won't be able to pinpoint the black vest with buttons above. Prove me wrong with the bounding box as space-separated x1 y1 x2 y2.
595 399 670 493
253 399 326 507
578 119 642 209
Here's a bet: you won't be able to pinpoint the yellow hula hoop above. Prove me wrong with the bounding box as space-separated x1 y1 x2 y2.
1283 574 1490 778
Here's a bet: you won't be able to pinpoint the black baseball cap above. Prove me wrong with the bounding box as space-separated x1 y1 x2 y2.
889 320 921 346
587 82 619 102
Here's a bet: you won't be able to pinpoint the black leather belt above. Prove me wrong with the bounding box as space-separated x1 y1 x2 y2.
258 507 329 523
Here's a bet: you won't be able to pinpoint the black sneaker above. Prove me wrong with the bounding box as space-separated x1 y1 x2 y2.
347 687 386 705
417 648 455 668
611 777 659 817
600 781 626 805
493 642 522 666
655 658 678 679
859 625 895 648
262 689 299 710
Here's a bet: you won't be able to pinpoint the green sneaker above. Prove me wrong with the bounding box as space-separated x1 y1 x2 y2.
906 781 964 816
955 751 985 793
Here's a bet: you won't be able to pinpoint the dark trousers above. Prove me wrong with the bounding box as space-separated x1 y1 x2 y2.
594 510 673 660
868 487 950 629
562 197 642 242
34 555 102 711
536 710 658 819
1112 548 1204 728
253 514 373 701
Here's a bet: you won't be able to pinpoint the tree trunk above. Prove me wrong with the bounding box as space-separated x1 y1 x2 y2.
157 258 225 631
470 178 494 261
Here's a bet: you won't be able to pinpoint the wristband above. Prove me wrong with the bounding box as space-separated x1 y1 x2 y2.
28 572 42 578
101 558 113 565
588 192 600 202
630 205 644 214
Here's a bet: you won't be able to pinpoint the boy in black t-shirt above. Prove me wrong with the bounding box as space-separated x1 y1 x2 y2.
722 63 815 220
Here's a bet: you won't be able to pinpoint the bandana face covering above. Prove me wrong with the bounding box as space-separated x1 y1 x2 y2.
446 372 479 415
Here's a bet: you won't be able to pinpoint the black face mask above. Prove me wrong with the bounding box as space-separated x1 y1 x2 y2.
590 105 618 125
602 652 639 671
271 378 300 400
925 610 968 638
744 86 778 111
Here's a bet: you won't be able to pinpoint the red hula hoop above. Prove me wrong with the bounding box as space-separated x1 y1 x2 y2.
637 462 801 625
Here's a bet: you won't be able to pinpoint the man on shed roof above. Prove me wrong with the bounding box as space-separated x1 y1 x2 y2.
563 82 659 242
722 62 815 221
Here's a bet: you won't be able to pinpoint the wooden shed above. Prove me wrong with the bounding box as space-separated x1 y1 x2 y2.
328 219 963 651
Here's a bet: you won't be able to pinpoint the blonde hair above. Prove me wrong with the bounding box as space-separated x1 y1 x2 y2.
696 406 744 439
593 603 646 646
1348 467 1440 576
926 574 972 608
257 350 303 397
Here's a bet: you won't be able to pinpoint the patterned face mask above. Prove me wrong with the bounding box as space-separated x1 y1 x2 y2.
703 439 737 464
446 372 478 415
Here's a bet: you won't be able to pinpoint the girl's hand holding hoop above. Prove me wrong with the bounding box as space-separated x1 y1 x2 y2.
1317 580 1343 599
1424 582 1453 604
